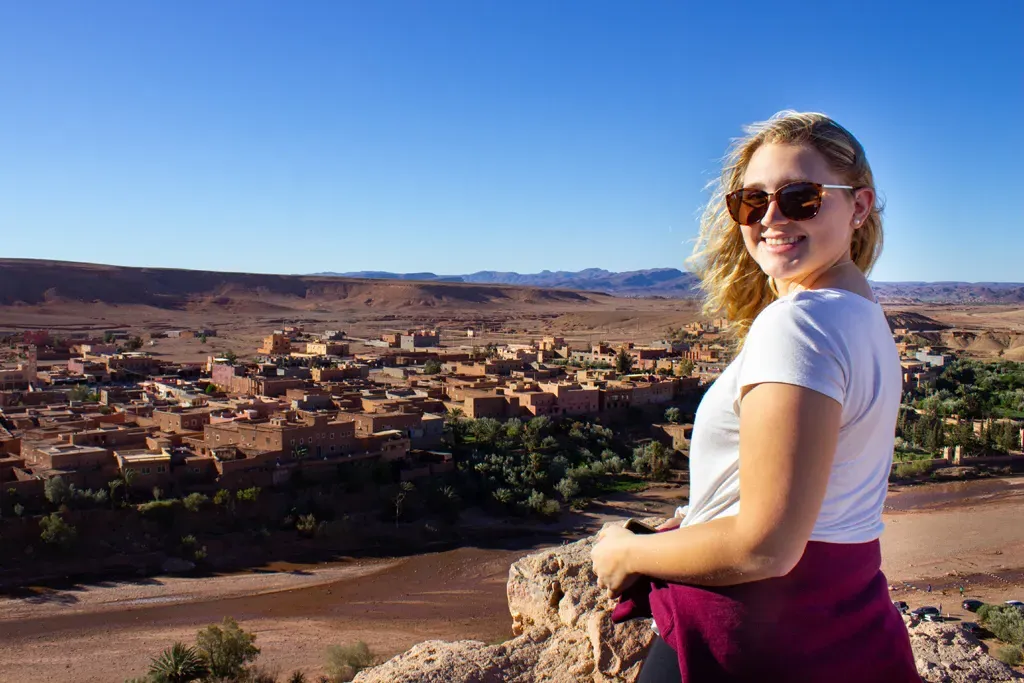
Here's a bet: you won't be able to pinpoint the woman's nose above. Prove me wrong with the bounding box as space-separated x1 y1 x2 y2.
760 196 787 227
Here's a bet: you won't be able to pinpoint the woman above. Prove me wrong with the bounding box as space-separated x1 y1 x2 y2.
591 111 919 682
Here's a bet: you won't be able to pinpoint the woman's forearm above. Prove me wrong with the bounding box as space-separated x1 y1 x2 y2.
623 516 797 587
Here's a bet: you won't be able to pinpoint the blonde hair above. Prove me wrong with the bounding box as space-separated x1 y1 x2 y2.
687 111 883 338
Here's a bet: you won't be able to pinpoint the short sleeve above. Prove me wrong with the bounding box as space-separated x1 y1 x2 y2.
734 299 848 412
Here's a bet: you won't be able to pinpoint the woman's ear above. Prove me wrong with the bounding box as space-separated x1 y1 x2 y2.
851 187 875 229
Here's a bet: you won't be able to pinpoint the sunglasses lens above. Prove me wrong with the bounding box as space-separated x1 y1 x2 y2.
726 190 768 225
777 183 822 221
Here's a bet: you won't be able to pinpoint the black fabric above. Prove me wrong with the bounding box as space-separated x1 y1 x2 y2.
638 636 683 683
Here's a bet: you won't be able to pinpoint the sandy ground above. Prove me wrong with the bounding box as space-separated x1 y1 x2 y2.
1 479 1023 682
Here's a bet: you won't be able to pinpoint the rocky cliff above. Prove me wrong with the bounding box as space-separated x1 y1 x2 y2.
354 529 1021 682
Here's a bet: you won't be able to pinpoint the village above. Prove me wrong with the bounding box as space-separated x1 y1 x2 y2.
0 318 1019 516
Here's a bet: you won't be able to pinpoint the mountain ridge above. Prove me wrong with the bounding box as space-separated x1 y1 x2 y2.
316 268 1024 304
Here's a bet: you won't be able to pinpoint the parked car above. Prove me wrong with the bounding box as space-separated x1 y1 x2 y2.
923 613 944 622
893 600 909 614
962 599 984 612
912 606 940 617
961 622 983 634
1005 600 1024 610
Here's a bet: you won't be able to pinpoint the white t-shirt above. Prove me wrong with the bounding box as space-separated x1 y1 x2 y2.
680 288 902 543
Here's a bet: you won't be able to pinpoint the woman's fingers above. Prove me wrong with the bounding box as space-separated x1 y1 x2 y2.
656 516 683 531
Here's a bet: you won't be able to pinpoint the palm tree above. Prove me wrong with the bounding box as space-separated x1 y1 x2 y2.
121 468 137 504
148 642 208 683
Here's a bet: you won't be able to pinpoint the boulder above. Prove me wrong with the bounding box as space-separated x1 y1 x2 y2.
355 526 1021 682
909 621 1021 682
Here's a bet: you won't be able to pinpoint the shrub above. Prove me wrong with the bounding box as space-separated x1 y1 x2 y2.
555 476 581 502
182 492 209 512
213 489 232 506
44 476 70 507
891 460 932 480
978 604 1024 646
148 641 209 683
287 672 307 683
664 407 682 424
195 617 260 681
994 646 1023 667
296 513 318 536
13 503 24 517
236 486 261 503
39 512 77 548
325 642 374 682
423 360 442 375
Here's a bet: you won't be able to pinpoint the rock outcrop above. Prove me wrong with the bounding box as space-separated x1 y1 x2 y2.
354 531 1021 682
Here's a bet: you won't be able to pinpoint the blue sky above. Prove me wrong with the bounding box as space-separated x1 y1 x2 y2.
2 1 1021 282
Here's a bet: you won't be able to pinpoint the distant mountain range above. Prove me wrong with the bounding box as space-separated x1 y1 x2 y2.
315 268 1024 304
315 268 702 298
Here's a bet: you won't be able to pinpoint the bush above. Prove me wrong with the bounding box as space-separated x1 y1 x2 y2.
994 646 1023 667
664 407 681 424
39 512 77 548
148 641 208 683
296 513 319 537
44 475 70 507
423 360 442 375
182 492 209 512
287 672 307 683
978 604 1024 646
325 642 374 682
213 489 232 506
891 459 932 480
195 617 260 681
236 487 261 503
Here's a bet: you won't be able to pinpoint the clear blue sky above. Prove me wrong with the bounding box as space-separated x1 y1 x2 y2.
2 1 1021 282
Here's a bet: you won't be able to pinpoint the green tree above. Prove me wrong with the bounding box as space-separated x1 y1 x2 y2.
615 349 634 375
195 617 260 681
44 475 70 507
124 336 144 351
39 512 77 548
103 331 115 343
223 349 238 364
122 468 138 503
664 407 682 424
148 642 209 683
213 489 232 506
423 360 442 375
198 333 208 344
675 358 695 377
69 384 93 402
182 492 209 512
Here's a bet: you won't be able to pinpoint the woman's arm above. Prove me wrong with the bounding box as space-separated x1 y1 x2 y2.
593 381 841 592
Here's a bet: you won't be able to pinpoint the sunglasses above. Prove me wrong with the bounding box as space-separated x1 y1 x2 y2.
725 181 855 225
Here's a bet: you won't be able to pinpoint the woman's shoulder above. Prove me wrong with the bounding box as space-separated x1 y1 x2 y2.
749 288 884 347
756 288 878 326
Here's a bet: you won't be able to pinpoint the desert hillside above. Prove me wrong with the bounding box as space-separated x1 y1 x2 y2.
0 259 610 311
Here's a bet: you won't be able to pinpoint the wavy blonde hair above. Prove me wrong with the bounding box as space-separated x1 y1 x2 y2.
687 111 883 339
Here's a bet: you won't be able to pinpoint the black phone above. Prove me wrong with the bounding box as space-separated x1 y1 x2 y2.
624 518 658 535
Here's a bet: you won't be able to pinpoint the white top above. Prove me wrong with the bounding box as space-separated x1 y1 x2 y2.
680 288 902 543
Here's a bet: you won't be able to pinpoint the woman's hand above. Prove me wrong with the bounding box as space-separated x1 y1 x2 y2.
656 516 683 531
591 524 640 599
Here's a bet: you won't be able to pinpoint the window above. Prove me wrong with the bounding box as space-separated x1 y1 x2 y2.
190 467 201 474
330 445 335 452
290 438 295 445
330 433 335 439
156 465 166 473
141 467 151 475
299 438 304 444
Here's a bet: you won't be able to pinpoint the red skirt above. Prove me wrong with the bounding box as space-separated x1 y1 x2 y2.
642 540 920 682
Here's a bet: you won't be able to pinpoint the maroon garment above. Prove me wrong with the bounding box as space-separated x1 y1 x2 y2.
616 539 920 683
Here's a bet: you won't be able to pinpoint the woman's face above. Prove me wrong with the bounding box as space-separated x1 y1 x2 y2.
738 143 870 292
